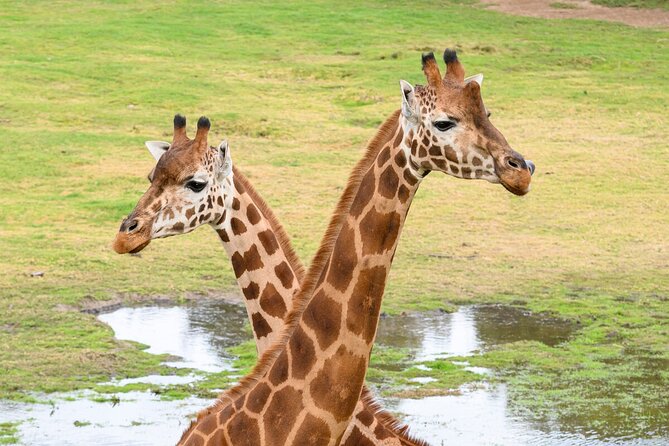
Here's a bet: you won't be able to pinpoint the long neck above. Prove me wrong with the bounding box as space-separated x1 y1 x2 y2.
266 111 423 444
212 166 305 354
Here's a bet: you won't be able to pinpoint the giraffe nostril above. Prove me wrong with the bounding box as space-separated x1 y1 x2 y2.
507 158 520 169
526 160 536 176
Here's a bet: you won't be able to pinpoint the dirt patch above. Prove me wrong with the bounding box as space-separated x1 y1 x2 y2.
480 0 669 27
54 291 243 314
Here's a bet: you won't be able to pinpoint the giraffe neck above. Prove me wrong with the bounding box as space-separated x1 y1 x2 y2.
212 167 304 354
274 111 421 443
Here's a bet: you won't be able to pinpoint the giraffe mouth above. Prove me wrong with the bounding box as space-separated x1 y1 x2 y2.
112 232 152 254
129 240 151 254
500 180 530 196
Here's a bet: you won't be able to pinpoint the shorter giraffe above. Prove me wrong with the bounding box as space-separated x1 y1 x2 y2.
112 115 429 445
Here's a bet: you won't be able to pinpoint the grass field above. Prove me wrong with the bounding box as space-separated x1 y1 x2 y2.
0 0 668 434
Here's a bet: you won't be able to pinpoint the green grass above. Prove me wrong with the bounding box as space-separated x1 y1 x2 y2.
592 0 669 9
0 422 19 445
0 0 668 435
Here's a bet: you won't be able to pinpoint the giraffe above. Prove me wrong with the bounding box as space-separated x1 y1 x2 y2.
175 48 534 446
112 115 430 445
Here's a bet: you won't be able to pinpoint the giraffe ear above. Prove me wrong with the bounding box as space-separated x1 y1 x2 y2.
399 80 419 123
217 140 233 179
145 141 170 162
464 73 483 87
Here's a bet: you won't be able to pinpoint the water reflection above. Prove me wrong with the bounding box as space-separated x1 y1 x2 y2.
375 305 574 361
98 300 248 373
385 384 667 446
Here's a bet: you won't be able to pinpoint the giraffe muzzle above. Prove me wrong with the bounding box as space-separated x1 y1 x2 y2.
113 216 152 254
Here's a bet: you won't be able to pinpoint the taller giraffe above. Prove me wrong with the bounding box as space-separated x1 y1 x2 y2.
178 49 534 445
113 116 430 444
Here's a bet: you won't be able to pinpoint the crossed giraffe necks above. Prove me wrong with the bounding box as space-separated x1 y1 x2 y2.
181 111 426 445
208 168 428 446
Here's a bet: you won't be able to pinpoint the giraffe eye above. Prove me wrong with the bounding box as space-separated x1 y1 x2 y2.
434 121 456 132
186 180 207 192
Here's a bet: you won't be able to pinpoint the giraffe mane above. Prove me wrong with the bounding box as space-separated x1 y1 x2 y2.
180 109 414 443
231 166 306 283
359 388 431 446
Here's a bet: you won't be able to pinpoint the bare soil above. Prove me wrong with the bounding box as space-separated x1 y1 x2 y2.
480 0 669 27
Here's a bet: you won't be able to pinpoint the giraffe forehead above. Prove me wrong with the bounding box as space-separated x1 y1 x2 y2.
416 84 467 116
153 146 216 185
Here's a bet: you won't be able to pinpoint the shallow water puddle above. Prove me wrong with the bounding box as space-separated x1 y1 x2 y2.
375 304 574 361
1 303 666 445
0 391 208 446
385 384 666 446
98 300 248 373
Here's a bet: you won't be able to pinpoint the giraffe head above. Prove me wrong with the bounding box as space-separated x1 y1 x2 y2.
399 49 534 195
113 115 232 254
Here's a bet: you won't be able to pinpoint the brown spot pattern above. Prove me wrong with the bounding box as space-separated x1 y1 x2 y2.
360 209 401 256
326 221 357 293
378 166 399 200
403 168 418 186
342 426 375 446
252 312 272 339
258 229 279 256
310 345 366 422
303 290 342 350
293 414 331 446
242 281 260 301
216 229 230 243
263 386 303 445
398 184 410 203
246 382 271 414
356 406 374 426
444 145 458 163
394 150 407 168
346 265 387 343
243 244 264 271
289 325 317 380
274 261 294 289
230 217 247 235
376 146 391 168
246 204 261 225
269 350 289 386
231 251 245 278
259 283 288 318
350 169 376 219
226 412 260 446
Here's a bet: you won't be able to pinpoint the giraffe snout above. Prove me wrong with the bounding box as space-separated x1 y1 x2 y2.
113 215 152 254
